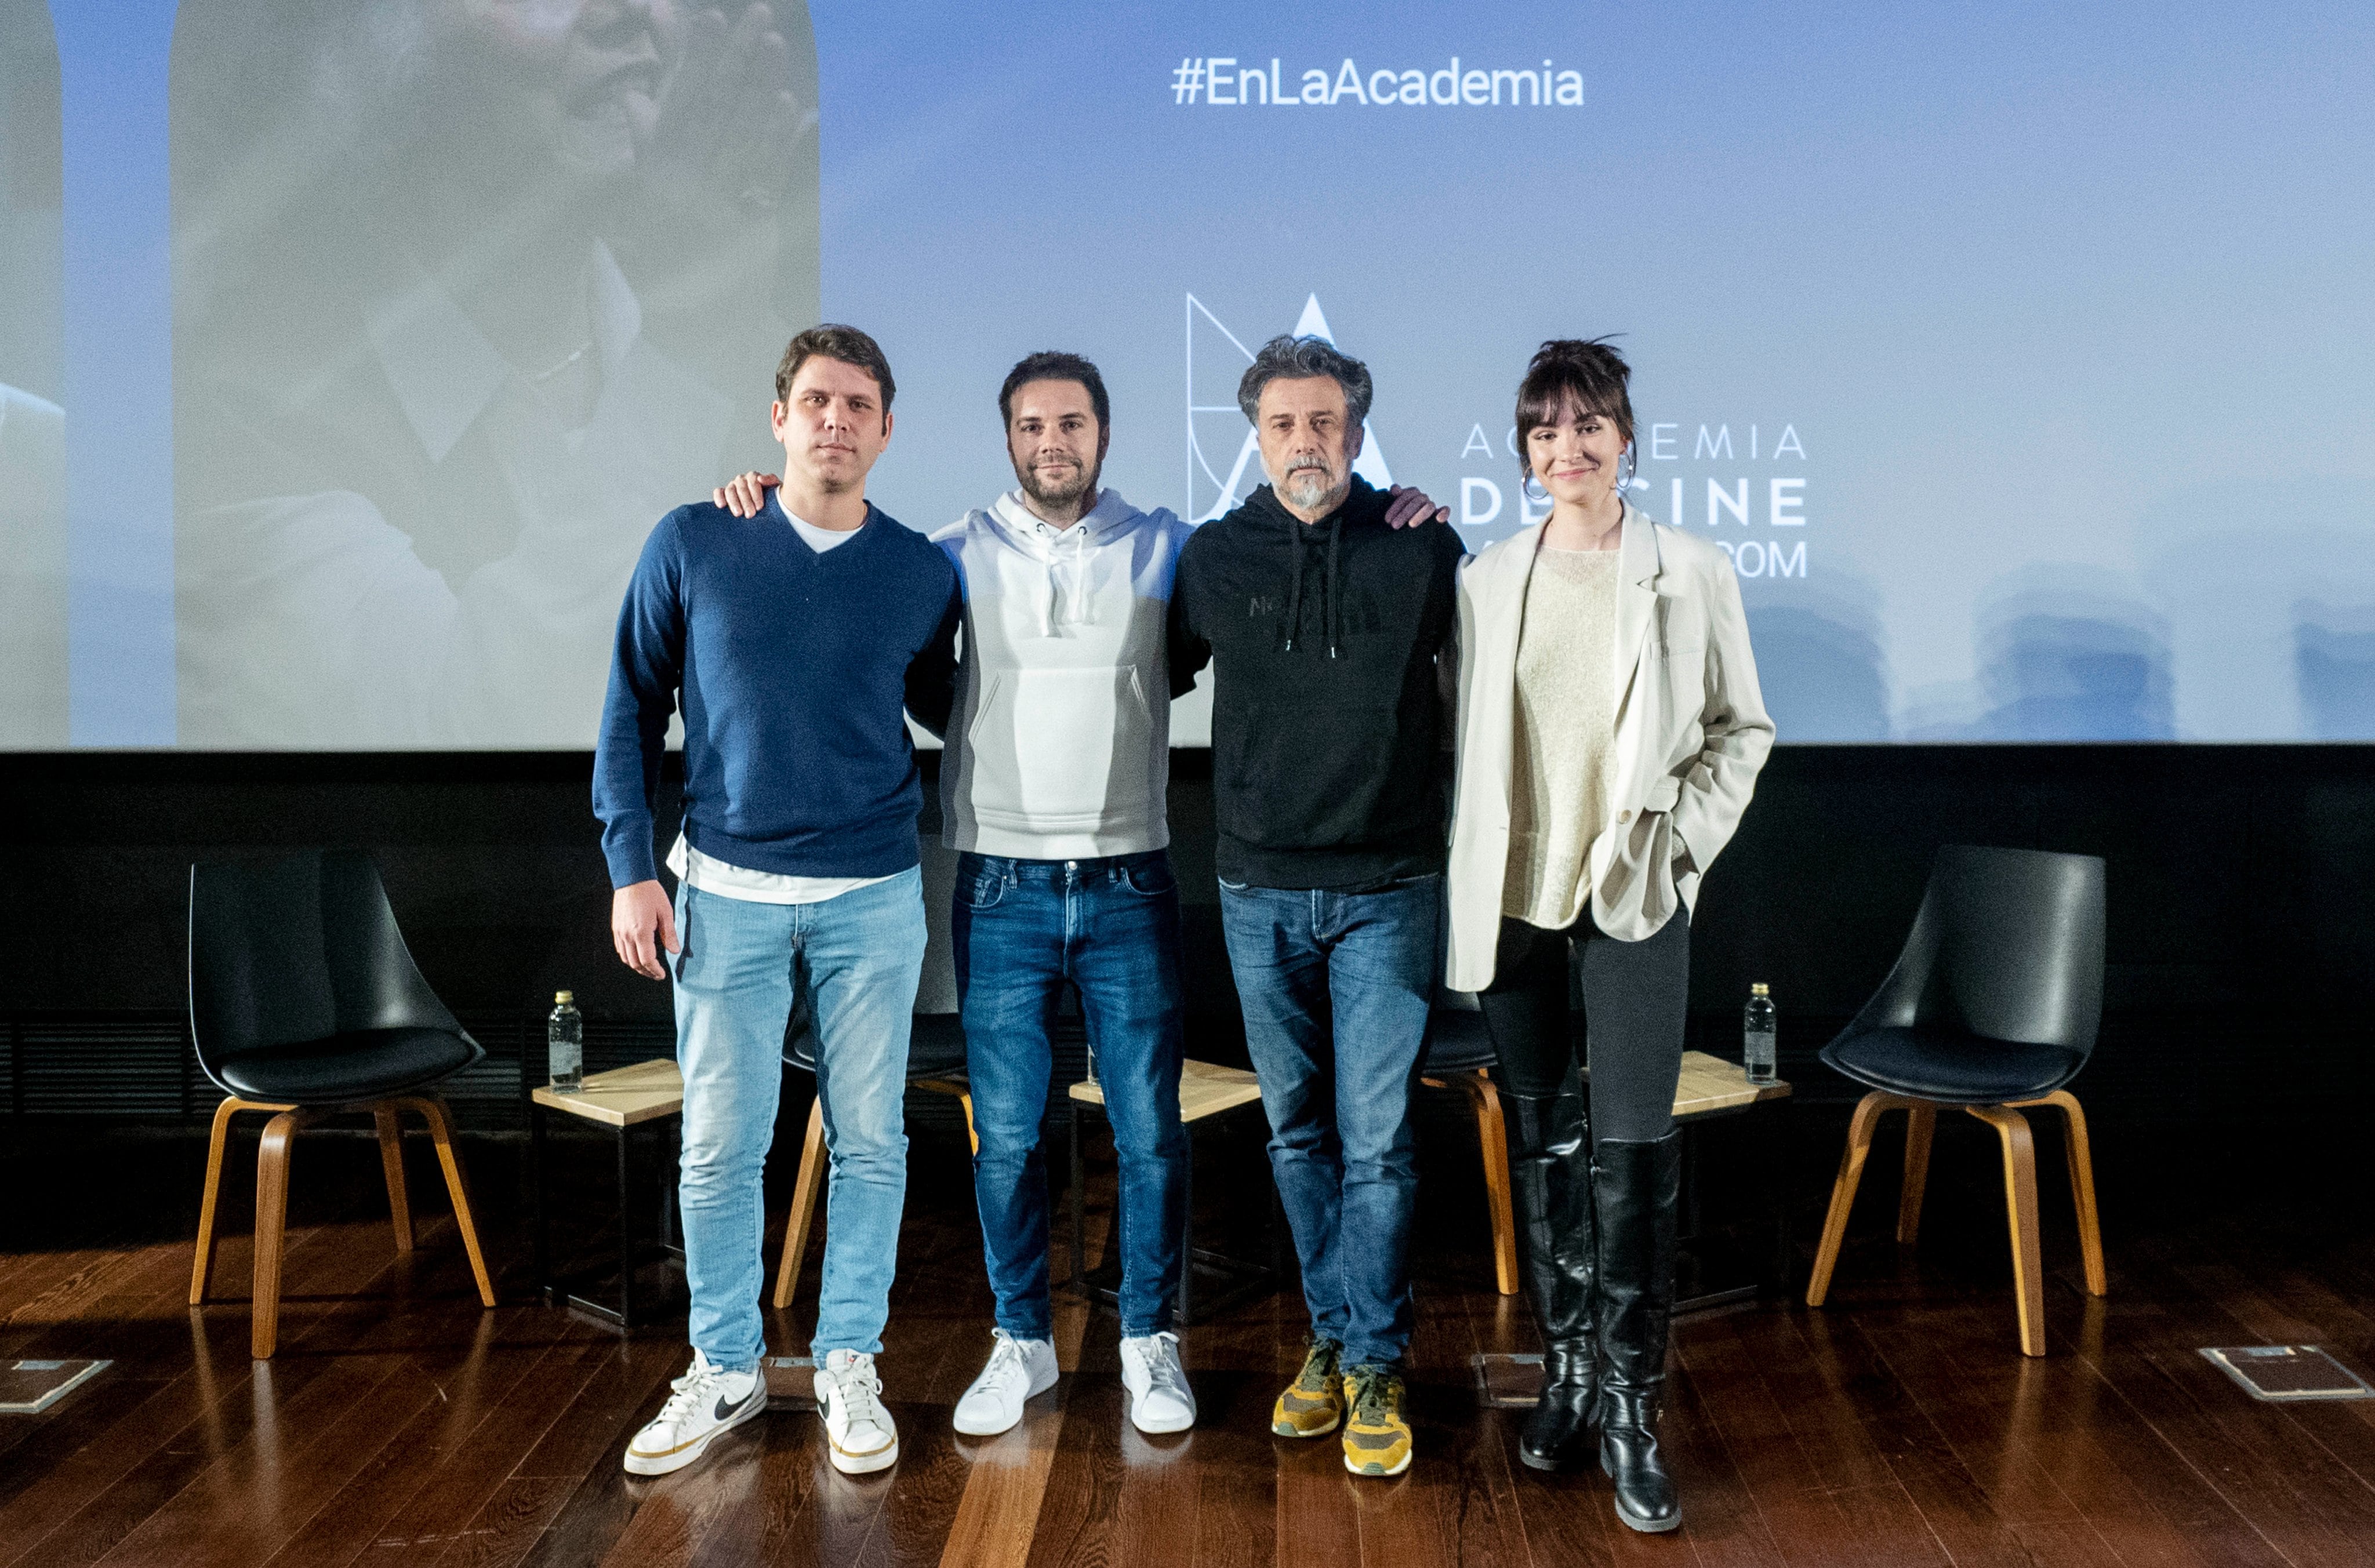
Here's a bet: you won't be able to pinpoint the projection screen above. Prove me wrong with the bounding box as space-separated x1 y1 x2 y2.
4 1 2370 747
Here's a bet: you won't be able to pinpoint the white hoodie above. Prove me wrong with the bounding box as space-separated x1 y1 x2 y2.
932 488 1193 858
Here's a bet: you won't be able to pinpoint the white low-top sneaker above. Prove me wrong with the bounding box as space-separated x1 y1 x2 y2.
1119 1331 1197 1434
953 1330 1060 1436
622 1349 767 1475
815 1348 899 1475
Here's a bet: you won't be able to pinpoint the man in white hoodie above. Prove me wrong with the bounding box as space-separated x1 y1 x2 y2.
931 354 1202 1438
717 352 1442 1439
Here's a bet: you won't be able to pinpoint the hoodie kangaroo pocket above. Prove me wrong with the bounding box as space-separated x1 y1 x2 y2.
968 664 1152 829
1222 701 1398 848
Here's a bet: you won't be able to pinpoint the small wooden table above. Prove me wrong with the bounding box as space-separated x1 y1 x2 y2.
1666 1050 1793 1314
1067 1060 1280 1326
1673 1049 1792 1120
528 1058 687 1328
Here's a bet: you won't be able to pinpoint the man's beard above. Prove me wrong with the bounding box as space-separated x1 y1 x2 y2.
1019 454 1100 512
1280 457 1343 512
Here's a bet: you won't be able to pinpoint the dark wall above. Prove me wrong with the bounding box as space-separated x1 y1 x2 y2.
3 747 2370 1133
1686 746 2375 1130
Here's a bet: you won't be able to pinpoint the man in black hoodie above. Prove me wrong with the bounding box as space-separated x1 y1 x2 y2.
1168 334 1464 1478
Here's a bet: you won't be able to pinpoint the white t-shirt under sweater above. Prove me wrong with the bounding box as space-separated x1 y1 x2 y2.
1504 546 1621 929
933 488 1192 860
671 495 895 905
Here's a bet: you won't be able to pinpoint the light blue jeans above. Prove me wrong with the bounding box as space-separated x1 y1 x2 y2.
673 870 925 1370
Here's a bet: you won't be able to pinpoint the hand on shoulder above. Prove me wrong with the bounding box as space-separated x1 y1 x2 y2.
711 471 779 519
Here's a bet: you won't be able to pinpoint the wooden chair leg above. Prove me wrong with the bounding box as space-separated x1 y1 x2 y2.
915 1079 982 1156
773 1096 829 1310
193 1097 295 1307
1967 1104 2047 1356
1466 1071 1520 1297
394 1094 496 1308
2057 1093 2107 1298
1897 1103 1937 1244
1806 1092 1918 1306
250 1109 309 1359
2014 1089 2107 1297
374 1105 415 1253
191 1097 240 1305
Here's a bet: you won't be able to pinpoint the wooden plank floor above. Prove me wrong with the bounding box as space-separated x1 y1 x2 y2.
5 1109 2375 1566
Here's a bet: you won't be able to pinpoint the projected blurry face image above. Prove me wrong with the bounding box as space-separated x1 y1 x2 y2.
772 357 892 496
441 0 671 179
1525 403 1630 515
171 0 820 747
1258 376 1363 518
0 0 64 748
1006 379 1107 514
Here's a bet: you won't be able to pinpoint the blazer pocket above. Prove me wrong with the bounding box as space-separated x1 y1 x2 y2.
1653 591 1711 653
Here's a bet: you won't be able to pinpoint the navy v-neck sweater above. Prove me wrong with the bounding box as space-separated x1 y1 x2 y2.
594 500 961 887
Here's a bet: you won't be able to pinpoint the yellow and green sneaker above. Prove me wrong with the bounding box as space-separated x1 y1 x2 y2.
1341 1363 1412 1477
1271 1336 1345 1438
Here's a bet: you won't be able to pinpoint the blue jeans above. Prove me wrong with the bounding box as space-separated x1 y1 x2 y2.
1218 872 1440 1369
672 871 926 1370
954 850 1188 1339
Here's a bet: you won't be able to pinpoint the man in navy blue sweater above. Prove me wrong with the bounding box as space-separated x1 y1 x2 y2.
593 325 959 1480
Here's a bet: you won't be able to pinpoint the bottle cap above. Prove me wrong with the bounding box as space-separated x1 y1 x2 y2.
554 989 574 1005
1751 983 1769 996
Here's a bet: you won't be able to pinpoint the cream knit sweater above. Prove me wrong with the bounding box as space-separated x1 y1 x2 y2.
1502 547 1620 928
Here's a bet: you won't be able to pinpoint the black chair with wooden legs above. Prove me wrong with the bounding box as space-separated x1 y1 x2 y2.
1805 845 2108 1356
771 995 976 1312
188 851 498 1359
1419 998 1520 1298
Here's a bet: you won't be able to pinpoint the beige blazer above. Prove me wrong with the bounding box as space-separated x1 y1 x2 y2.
1446 505 1775 989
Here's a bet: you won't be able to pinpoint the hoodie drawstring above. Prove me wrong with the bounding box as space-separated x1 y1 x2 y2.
1326 516 1342 659
1036 515 1095 636
1282 513 1346 657
1283 524 1305 653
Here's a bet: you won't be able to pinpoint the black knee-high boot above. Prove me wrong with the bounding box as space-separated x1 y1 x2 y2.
1595 1130 1682 1533
1502 1090 1597 1471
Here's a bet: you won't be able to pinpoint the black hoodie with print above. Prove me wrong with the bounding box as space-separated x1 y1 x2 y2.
1167 474 1466 890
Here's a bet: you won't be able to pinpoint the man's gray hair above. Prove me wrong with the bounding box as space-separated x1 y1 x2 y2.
1236 334 1374 428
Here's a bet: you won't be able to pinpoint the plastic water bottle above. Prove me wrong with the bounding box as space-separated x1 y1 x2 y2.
1744 983 1777 1085
548 990 583 1091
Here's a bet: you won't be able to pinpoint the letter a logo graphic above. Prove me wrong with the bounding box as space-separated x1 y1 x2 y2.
1185 293 1393 522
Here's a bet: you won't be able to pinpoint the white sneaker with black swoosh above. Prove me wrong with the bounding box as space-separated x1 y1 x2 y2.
815 1348 899 1475
622 1350 767 1475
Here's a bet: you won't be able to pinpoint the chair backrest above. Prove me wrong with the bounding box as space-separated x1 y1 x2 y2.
915 837 959 1017
188 850 461 1074
1857 845 2105 1057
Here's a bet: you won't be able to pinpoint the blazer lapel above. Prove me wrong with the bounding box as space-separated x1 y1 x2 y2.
1470 522 1544 831
1491 522 1546 625
1611 503 1660 715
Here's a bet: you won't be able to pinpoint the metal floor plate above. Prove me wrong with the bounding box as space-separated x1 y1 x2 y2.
2199 1345 2374 1402
1472 1352 1544 1409
1 1359 111 1415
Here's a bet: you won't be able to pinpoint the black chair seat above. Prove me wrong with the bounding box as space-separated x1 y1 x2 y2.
1821 1025 2083 1106
784 1012 969 1084
906 1014 969 1080
217 1026 481 1103
1423 1006 1499 1075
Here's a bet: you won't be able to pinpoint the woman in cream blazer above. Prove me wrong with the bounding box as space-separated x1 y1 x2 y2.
1445 340 1773 1531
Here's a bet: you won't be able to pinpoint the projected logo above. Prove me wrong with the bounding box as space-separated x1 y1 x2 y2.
1185 293 1393 523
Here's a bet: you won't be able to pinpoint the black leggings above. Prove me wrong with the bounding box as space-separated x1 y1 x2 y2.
1476 909 1691 1143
